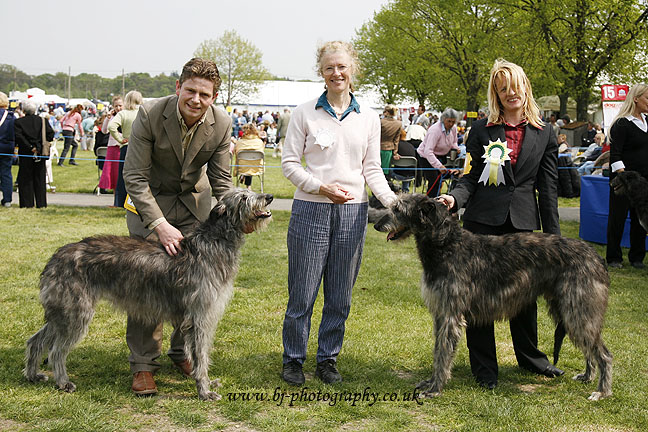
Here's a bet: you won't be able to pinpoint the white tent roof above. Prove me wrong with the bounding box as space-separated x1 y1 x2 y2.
230 80 417 111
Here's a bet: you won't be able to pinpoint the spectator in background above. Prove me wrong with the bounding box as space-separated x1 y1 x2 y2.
81 112 96 151
379 104 403 176
58 104 84 166
109 91 142 208
391 129 417 192
14 100 54 208
274 107 291 158
98 96 124 197
582 122 597 147
413 105 430 129
417 107 460 197
233 123 265 190
0 92 15 207
606 83 648 269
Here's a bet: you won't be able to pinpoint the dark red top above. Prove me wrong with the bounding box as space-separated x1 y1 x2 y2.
487 121 527 166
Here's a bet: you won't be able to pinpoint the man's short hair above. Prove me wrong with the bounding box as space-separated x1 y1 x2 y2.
179 58 222 95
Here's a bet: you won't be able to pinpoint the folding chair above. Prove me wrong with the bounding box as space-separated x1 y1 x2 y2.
93 146 108 195
235 150 265 192
390 156 417 193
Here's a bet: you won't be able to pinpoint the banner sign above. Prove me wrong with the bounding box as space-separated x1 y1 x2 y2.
601 84 629 135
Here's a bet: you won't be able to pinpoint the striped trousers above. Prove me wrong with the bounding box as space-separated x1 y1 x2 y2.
282 199 368 365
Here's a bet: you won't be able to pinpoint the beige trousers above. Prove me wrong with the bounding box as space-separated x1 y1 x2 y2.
126 203 199 373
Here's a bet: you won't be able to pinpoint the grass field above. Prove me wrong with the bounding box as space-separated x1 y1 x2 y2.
0 200 647 431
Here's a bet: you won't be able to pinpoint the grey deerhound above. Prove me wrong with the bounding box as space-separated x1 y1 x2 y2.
374 194 612 400
611 170 648 231
24 189 273 401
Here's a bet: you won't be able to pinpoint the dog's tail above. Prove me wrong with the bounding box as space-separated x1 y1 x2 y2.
553 321 567 365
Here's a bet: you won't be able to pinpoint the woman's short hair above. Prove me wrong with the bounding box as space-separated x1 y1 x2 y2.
112 95 123 105
384 104 396 117
22 100 38 115
241 123 259 137
612 83 648 125
123 90 143 110
315 41 359 91
179 58 222 96
0 92 8 108
440 108 459 122
487 59 543 129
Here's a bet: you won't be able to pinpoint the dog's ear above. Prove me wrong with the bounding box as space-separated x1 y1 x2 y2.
418 197 444 227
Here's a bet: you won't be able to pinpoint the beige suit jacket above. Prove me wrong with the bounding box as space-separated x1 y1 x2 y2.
123 95 232 238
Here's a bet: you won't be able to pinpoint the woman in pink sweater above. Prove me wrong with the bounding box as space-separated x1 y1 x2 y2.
280 41 396 386
58 104 84 166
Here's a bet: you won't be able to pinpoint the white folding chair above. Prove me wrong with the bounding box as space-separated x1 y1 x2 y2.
235 150 265 192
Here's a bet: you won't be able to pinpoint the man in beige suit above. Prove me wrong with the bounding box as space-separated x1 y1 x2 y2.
273 107 291 158
123 58 232 396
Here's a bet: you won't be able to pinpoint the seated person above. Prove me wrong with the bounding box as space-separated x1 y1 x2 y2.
233 123 264 190
391 130 417 192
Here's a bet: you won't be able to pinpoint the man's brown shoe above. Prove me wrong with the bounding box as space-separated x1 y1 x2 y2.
132 371 157 396
174 359 193 378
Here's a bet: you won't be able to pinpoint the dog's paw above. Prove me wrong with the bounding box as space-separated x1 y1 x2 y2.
210 378 222 388
27 373 49 383
587 391 611 401
199 391 222 401
415 379 442 397
57 381 77 393
573 373 593 382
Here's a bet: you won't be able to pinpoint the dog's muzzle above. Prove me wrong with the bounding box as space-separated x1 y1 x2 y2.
255 194 274 219
386 227 410 241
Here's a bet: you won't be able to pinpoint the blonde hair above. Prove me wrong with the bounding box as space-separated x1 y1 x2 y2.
612 83 648 125
316 41 359 92
123 90 143 110
487 59 543 128
0 92 8 108
241 123 259 137
384 104 396 117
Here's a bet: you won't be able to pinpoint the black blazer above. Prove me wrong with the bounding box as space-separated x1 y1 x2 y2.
14 114 54 156
450 118 560 235
609 116 648 177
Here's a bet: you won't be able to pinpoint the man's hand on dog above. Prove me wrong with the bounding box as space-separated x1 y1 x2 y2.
155 221 184 256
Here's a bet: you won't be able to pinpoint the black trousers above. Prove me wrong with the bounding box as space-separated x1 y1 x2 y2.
420 155 448 197
17 156 47 208
606 177 646 264
462 217 551 382
114 145 128 207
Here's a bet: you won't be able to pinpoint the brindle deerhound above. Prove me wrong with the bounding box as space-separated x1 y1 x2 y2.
24 189 273 401
374 194 612 400
611 170 648 231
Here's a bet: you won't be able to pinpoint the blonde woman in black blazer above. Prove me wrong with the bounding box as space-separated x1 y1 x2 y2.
439 59 563 389
606 83 648 269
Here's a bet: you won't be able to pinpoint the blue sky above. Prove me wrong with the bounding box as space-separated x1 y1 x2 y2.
3 0 388 80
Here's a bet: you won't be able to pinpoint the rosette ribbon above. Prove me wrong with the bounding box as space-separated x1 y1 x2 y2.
478 139 512 186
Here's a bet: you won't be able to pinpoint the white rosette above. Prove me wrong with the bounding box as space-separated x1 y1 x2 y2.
314 128 336 150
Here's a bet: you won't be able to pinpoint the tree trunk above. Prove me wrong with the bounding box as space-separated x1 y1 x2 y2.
559 94 569 118
576 90 590 122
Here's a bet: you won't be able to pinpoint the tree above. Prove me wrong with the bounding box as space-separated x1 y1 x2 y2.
504 0 648 121
354 0 517 114
194 30 271 107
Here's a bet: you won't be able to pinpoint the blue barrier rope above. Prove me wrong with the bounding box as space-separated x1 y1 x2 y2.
0 153 604 171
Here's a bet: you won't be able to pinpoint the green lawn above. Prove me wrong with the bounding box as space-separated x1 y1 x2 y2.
0 203 646 431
